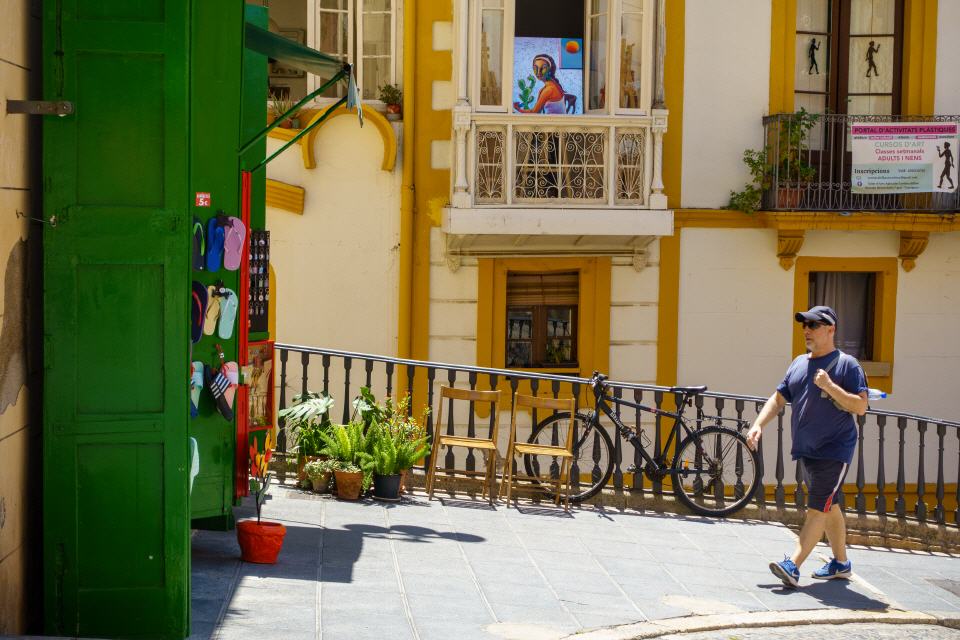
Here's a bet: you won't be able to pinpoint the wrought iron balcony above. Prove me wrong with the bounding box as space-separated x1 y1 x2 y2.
450 110 669 211
762 113 960 213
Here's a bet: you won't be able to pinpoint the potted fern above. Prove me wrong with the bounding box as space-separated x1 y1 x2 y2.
278 392 334 487
318 422 374 500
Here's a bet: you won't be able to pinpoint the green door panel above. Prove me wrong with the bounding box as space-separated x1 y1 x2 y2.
188 0 244 525
43 0 191 637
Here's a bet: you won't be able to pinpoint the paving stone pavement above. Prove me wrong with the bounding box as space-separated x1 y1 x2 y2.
188 484 960 640
656 623 960 639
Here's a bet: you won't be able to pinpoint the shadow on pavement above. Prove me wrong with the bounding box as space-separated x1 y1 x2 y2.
762 578 889 610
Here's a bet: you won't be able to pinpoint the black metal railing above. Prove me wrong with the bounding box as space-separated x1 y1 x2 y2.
275 343 960 527
762 112 960 212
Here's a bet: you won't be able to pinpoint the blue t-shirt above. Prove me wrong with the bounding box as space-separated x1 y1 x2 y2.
776 349 868 464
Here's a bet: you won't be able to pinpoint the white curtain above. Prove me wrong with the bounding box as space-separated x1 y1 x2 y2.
810 272 871 359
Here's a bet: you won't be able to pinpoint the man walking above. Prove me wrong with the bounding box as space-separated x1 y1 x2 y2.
746 306 868 588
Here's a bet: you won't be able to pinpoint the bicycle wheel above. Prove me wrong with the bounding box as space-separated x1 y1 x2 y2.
522 412 614 503
671 426 761 517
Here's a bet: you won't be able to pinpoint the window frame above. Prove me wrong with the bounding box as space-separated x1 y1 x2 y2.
793 257 898 392
477 257 611 377
468 0 654 116
307 0 403 106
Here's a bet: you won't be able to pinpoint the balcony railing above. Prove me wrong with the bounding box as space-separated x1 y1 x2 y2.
452 111 668 210
275 343 960 528
763 113 960 212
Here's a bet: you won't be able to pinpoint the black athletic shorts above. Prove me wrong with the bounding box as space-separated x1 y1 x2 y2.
800 457 848 512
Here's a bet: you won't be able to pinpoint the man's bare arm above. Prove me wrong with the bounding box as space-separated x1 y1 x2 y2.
746 391 786 450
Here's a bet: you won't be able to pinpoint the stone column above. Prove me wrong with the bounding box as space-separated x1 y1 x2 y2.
649 109 668 210
652 0 666 110
452 0 472 208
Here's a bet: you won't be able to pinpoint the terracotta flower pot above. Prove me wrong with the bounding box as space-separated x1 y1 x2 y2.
333 469 364 500
309 472 331 493
237 519 286 564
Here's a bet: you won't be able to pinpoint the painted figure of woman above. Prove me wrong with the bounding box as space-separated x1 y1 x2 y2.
513 54 572 114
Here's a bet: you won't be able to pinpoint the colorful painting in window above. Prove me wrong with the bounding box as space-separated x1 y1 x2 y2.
512 37 583 114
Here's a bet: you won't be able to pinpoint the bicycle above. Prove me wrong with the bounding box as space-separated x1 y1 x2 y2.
522 372 762 517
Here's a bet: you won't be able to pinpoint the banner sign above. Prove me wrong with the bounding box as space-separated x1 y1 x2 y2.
850 122 958 194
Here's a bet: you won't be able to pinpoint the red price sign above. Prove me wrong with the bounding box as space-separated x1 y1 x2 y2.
195 192 211 207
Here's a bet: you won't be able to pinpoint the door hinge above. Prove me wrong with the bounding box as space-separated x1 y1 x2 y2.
6 100 74 116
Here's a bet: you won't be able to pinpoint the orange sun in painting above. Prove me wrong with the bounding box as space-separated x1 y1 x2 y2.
565 40 580 54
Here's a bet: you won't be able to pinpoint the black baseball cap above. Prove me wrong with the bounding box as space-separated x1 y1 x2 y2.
795 305 837 326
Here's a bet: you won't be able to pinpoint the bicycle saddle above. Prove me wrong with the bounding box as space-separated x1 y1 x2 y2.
670 385 707 395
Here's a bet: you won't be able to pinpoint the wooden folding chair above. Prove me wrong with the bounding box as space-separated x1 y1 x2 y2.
500 393 577 509
426 386 503 503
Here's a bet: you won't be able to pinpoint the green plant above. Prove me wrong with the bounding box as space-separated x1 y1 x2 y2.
364 423 431 476
378 83 402 106
278 392 333 456
318 422 374 468
352 387 387 428
304 458 338 478
517 75 536 111
728 108 819 214
269 91 300 125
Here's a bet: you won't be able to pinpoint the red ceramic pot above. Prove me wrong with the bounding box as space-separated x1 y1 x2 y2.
237 519 286 564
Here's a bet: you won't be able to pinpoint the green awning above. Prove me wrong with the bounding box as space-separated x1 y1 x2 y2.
244 21 346 81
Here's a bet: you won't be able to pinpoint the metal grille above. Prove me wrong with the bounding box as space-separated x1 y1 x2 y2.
513 128 607 203
475 128 505 204
615 129 647 204
763 113 960 212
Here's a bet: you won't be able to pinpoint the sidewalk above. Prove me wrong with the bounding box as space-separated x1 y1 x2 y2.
190 483 960 640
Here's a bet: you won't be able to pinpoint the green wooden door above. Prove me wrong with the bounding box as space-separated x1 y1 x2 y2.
42 1 191 637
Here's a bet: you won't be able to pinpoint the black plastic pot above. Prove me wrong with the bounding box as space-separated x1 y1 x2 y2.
373 473 402 501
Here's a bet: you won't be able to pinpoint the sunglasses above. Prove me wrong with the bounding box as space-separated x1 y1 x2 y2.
802 321 828 330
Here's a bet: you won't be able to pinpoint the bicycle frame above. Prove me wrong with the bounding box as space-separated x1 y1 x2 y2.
582 387 698 477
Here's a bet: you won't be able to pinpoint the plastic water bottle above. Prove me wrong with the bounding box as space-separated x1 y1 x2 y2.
867 388 887 400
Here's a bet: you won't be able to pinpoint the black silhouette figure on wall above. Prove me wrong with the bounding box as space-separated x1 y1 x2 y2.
937 141 955 190
808 38 820 75
865 41 881 78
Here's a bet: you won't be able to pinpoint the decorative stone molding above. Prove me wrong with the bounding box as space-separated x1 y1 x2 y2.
649 108 669 210
451 104 473 208
898 230 929 272
265 179 305 215
776 229 805 270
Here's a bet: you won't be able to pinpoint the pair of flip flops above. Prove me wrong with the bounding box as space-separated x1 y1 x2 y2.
205 361 238 421
206 215 246 272
190 359 238 421
202 286 239 339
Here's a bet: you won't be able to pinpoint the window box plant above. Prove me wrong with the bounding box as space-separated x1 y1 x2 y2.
278 391 334 487
237 431 286 564
378 83 402 121
728 108 818 214
269 91 302 129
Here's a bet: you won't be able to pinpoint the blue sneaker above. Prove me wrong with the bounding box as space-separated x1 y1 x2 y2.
769 556 800 588
812 557 852 580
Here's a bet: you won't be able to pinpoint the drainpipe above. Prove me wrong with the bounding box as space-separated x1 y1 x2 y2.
397 0 416 359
